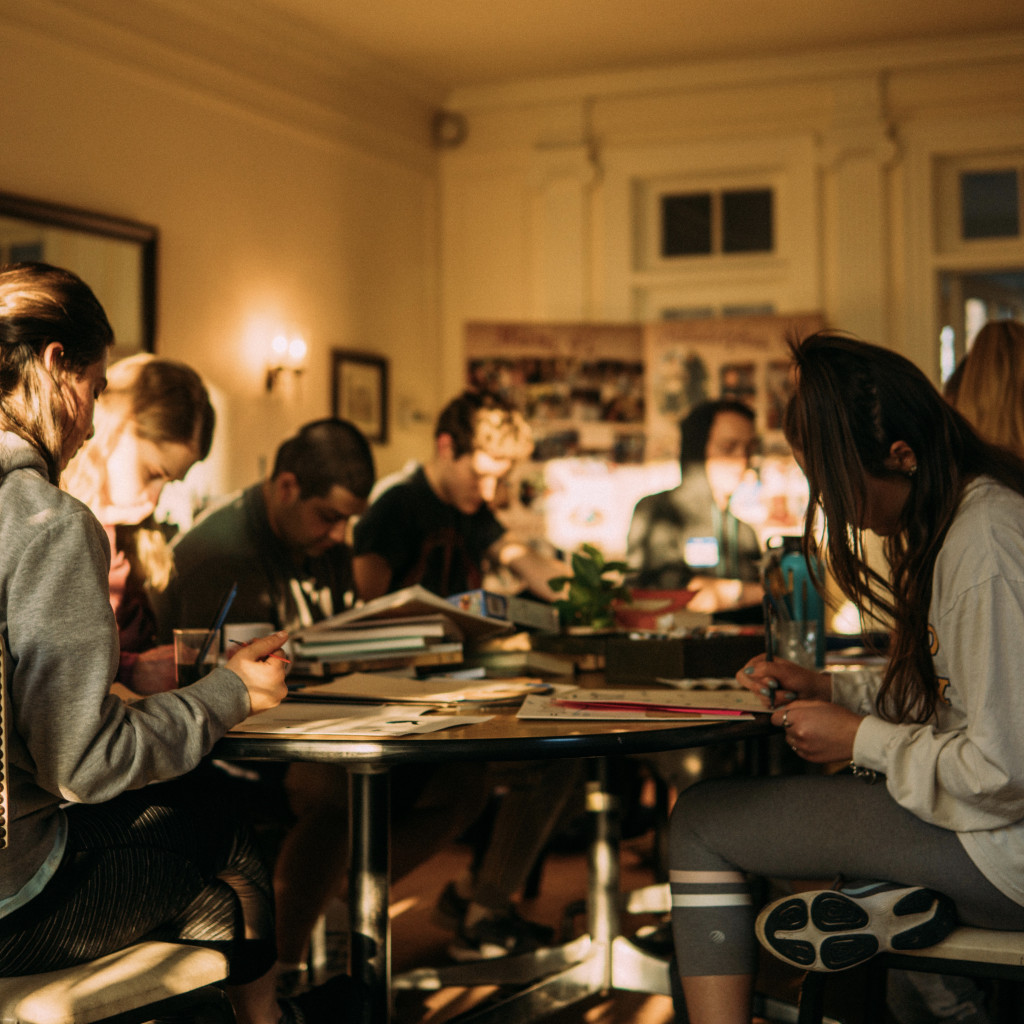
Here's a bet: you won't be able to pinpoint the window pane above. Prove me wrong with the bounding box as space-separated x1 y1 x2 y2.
961 171 1020 239
722 189 773 252
661 193 712 256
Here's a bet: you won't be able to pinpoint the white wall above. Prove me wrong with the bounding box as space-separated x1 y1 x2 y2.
439 32 1024 389
0 0 444 504
3 2 1024 517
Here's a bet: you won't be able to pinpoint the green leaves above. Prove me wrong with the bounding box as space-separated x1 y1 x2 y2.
548 543 631 628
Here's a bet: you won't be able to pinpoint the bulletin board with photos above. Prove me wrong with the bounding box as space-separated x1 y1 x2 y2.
465 313 825 560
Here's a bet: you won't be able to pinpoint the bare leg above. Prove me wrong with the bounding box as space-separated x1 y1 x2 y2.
679 973 753 1024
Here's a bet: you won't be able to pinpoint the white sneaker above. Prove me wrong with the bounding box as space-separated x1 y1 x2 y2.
755 881 957 972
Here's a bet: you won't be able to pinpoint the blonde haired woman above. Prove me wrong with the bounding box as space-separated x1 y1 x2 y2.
63 352 215 692
954 319 1024 456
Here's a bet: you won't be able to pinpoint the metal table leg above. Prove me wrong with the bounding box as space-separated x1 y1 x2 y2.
392 756 677 1021
348 764 391 1024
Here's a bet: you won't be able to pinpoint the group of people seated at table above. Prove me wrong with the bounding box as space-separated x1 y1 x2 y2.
3 258 1024 1024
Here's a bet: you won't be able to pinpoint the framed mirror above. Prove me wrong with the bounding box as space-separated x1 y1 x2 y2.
0 190 157 358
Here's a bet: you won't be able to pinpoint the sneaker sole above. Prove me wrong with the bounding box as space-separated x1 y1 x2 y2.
756 887 956 972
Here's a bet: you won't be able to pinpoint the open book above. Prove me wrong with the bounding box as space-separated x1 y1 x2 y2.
292 584 514 643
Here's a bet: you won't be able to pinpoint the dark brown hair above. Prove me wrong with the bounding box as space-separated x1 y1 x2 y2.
0 262 113 482
272 418 376 500
784 330 1024 723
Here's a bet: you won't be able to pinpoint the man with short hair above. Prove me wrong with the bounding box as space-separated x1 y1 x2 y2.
353 389 565 601
154 418 381 994
626 398 763 612
353 390 579 961
156 417 375 636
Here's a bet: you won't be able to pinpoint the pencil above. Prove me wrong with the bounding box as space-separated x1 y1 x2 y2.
763 593 775 709
227 638 291 664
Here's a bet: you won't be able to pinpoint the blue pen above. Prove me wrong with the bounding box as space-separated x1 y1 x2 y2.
194 581 238 670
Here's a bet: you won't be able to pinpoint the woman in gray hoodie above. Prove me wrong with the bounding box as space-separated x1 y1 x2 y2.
0 263 343 1024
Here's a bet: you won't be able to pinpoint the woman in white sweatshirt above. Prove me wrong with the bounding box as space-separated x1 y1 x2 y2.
669 331 1024 1024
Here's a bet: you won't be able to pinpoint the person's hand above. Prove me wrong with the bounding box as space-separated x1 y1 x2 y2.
225 631 290 714
737 653 832 707
686 577 763 612
771 699 864 764
130 644 178 694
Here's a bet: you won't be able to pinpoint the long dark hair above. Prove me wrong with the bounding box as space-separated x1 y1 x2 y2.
784 331 1024 723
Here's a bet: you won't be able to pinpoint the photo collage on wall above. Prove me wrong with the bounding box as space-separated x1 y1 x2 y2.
465 315 823 559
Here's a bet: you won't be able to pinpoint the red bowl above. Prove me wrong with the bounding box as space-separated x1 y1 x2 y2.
613 589 696 630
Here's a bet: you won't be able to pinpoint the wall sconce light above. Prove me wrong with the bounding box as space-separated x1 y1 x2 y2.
265 334 307 393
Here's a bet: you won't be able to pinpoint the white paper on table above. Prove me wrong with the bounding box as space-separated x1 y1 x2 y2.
515 692 749 722
231 702 492 736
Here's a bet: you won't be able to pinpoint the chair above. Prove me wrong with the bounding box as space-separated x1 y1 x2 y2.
0 639 233 1024
767 927 1024 1024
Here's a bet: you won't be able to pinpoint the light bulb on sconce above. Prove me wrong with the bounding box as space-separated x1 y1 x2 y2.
265 334 308 393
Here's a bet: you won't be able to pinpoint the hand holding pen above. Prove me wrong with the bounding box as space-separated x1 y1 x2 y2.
227 637 291 664
737 651 833 710
226 631 291 713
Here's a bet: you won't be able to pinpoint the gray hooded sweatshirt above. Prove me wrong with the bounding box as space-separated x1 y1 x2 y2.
0 432 250 914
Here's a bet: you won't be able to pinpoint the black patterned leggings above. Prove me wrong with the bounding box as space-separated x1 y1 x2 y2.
0 775 276 983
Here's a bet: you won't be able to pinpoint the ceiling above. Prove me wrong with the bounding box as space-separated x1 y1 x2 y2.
251 0 1024 94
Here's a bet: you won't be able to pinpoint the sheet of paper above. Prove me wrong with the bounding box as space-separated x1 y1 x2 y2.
650 684 770 713
550 687 767 715
289 672 550 705
655 676 750 691
230 701 491 736
516 693 753 721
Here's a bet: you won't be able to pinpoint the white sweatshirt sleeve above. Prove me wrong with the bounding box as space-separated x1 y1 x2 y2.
851 489 1024 832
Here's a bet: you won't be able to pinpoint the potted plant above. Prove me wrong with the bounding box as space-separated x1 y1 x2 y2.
549 543 631 630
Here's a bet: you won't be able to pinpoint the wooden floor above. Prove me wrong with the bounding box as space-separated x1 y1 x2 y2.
378 829 808 1024
386 831 675 1024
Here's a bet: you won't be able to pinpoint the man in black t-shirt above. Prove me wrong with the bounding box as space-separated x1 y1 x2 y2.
353 391 579 961
353 390 566 600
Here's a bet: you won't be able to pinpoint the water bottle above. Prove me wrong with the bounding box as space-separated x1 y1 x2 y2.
778 536 826 668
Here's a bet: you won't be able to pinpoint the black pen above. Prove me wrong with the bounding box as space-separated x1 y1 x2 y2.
763 593 775 709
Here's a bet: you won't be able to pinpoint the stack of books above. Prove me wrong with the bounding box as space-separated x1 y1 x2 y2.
289 584 513 678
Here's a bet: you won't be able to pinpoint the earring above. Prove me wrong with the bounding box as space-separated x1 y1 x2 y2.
906 464 917 478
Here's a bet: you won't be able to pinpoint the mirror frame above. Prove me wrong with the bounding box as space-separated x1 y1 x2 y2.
0 190 158 352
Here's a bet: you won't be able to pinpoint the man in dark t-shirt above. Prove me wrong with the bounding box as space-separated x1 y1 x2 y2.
353 390 566 600
353 391 578 961
154 418 377 992
353 464 503 596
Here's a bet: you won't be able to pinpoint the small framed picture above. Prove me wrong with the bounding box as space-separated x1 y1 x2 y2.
331 350 388 444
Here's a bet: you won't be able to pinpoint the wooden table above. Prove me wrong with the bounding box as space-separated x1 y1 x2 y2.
217 700 775 1024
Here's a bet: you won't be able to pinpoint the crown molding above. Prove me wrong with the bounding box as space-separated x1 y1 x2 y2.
447 29 1024 113
2 0 443 171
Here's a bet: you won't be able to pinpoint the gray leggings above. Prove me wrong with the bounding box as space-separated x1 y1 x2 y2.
669 772 1024 976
